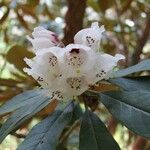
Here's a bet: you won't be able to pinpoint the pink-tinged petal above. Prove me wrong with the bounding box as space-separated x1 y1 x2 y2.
32 26 56 39
27 36 56 51
27 26 64 52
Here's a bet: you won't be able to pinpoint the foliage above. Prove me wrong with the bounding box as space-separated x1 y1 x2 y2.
0 0 150 150
0 59 150 149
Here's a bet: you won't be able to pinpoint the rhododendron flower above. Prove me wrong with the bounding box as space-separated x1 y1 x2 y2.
24 22 125 101
74 22 105 51
27 26 63 52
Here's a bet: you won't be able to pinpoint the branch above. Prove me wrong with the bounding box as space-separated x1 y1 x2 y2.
63 0 87 45
11 132 26 139
132 136 147 150
131 16 150 65
120 0 133 15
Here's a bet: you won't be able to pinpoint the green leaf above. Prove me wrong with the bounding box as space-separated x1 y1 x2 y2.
0 89 42 116
100 91 150 138
0 94 52 143
79 109 120 150
17 102 74 150
110 76 150 91
71 103 83 123
113 59 150 78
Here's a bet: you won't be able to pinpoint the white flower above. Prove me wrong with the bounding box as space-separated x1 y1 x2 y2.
62 44 96 77
24 47 65 88
24 23 125 102
74 22 105 51
87 53 125 84
27 26 64 52
60 76 89 98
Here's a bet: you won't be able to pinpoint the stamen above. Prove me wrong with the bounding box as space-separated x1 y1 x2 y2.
67 77 82 90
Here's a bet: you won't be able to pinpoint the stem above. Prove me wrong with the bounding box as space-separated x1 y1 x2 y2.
59 118 80 144
131 16 150 65
63 0 87 45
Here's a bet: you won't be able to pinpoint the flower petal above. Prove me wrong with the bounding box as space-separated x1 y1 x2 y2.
74 22 105 51
88 53 125 83
62 44 96 77
32 26 56 39
27 26 64 52
63 76 89 97
27 37 56 52
24 47 65 89
24 23 125 101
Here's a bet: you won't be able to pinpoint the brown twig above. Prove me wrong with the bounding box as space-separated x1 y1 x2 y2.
120 0 133 15
131 16 150 65
105 31 125 55
59 119 80 144
63 0 87 45
11 132 26 139
114 0 129 67
107 117 117 134
132 136 147 150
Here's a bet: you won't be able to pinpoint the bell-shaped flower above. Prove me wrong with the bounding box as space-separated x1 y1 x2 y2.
87 53 125 84
27 26 64 52
24 47 65 89
24 23 125 102
62 44 96 77
74 22 105 51
62 76 89 98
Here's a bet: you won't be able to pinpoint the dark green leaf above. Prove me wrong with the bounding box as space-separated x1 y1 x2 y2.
109 76 150 91
17 102 74 150
79 109 120 150
71 103 83 123
0 89 42 116
113 59 150 78
100 91 150 138
0 94 52 143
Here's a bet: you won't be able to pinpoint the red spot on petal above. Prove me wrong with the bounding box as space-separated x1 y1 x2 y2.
51 34 60 43
70 48 80 54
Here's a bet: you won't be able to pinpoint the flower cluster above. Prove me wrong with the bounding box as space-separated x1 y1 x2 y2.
24 22 125 101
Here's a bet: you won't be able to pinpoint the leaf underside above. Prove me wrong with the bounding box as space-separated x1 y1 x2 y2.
17 102 74 150
109 76 150 91
100 91 150 138
113 59 150 78
0 89 42 116
0 94 52 143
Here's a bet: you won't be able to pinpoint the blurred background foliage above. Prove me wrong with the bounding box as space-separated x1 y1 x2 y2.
0 0 150 149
